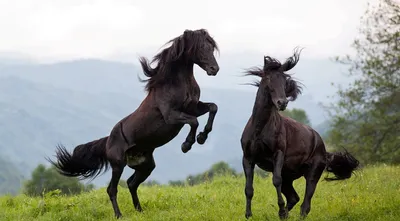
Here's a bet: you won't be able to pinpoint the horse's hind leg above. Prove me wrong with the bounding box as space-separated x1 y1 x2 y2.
273 150 287 219
107 163 125 219
281 179 300 212
127 153 156 212
300 158 326 218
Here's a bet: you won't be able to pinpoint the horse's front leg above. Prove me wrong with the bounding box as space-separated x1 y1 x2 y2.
273 150 287 219
190 101 218 144
243 156 255 219
159 105 199 153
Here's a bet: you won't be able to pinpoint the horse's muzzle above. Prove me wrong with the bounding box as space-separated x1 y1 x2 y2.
207 65 219 76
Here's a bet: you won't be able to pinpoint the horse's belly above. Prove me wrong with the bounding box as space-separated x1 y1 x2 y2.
125 123 184 169
256 161 273 172
137 123 185 148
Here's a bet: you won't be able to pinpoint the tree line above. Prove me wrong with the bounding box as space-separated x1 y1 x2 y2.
327 0 399 164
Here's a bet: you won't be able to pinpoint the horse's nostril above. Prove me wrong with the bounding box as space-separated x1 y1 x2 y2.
210 66 219 72
277 100 282 105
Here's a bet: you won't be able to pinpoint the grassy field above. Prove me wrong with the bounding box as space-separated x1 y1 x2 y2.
1 165 399 221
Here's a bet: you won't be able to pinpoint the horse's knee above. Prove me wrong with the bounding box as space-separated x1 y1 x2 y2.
190 119 199 128
245 186 254 199
209 103 218 113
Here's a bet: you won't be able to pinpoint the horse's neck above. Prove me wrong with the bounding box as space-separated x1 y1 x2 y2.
250 88 279 137
174 63 199 89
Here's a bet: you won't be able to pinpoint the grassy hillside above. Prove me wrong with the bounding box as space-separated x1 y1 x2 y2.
1 165 399 221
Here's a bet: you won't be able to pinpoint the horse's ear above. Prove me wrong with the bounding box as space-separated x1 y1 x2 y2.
184 29 191 35
264 56 268 66
200 29 207 35
285 79 302 101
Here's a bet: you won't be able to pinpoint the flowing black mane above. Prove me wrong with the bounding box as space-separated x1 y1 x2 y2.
244 48 303 101
138 29 219 92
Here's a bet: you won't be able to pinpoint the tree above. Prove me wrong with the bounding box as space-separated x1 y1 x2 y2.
142 180 161 186
168 180 185 187
186 161 238 186
328 0 400 164
23 164 95 196
168 161 269 186
282 108 311 126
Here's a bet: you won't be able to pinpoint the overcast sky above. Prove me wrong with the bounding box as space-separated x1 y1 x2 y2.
0 0 373 63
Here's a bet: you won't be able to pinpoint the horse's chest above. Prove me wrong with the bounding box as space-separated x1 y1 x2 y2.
183 85 200 104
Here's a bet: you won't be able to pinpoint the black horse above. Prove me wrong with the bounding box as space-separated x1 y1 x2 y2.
241 49 359 219
48 29 220 218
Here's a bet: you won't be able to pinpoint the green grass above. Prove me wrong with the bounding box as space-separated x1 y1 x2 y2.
1 165 399 221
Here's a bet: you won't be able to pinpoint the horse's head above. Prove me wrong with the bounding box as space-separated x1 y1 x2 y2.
165 29 219 76
246 48 303 111
138 29 220 92
184 29 219 76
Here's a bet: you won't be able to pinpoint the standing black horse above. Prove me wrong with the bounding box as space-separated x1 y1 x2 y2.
241 49 359 219
47 29 220 218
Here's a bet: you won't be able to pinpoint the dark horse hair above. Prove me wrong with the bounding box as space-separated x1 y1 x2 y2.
48 28 221 219
240 48 360 219
325 147 360 181
244 47 303 101
50 137 109 181
139 29 219 92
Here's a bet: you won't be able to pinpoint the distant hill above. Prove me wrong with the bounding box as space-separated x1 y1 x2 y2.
0 156 24 195
0 57 333 189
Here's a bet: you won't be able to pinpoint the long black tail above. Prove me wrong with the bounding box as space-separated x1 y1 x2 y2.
325 149 360 181
47 136 110 180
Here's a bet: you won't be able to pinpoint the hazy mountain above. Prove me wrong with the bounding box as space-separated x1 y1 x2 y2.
0 54 337 188
0 156 24 195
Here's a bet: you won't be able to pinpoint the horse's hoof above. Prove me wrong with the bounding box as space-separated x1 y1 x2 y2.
115 213 123 219
279 208 288 219
279 213 288 220
245 212 252 219
181 142 192 153
136 206 143 212
196 132 208 144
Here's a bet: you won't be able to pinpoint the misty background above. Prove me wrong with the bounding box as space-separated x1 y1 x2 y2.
0 0 371 188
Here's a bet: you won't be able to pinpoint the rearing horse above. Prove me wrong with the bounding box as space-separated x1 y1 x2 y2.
48 29 220 218
241 49 359 219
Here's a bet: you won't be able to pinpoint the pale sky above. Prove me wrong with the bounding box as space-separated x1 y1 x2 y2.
0 0 372 63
